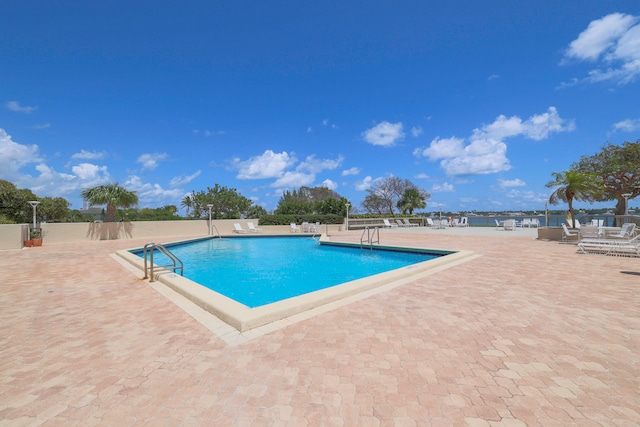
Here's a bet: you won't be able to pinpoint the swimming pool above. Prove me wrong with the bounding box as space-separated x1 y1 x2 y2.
117 235 474 332
132 236 441 308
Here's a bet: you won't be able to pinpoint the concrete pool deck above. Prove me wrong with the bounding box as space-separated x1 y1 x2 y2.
1 227 639 425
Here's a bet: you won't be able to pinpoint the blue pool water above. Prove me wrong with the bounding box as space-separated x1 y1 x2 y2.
134 237 441 308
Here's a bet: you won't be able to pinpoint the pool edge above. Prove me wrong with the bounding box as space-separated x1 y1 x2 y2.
115 239 475 333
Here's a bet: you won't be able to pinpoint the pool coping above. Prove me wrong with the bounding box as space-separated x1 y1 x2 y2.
115 235 475 332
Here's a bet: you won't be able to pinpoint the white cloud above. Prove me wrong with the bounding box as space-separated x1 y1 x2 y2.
411 126 423 137
355 176 374 191
439 138 510 176
297 155 343 173
362 121 405 147
0 128 41 178
320 179 338 191
612 117 640 132
414 107 574 176
124 175 184 206
72 163 110 182
0 128 117 201
168 170 201 187
322 119 338 129
71 149 106 160
414 172 429 179
432 182 454 192
473 107 574 141
414 136 465 161
34 123 50 130
137 153 168 171
234 150 296 179
271 171 315 189
6 101 37 114
193 129 225 137
562 13 640 85
342 167 361 176
498 178 526 188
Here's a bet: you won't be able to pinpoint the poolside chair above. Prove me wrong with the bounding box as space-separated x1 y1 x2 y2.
603 223 636 239
503 219 516 231
578 234 640 256
402 218 419 227
383 219 398 228
247 222 262 233
579 225 599 239
457 217 469 227
521 218 531 228
561 223 579 242
432 219 446 229
530 218 539 228
495 219 504 230
233 223 248 234
290 223 301 233
426 218 434 228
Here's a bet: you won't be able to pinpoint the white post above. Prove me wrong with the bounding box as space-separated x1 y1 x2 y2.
28 201 40 230
345 202 350 231
544 201 548 228
207 204 213 235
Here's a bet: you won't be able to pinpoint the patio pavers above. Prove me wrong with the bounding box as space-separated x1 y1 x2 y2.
1 230 639 426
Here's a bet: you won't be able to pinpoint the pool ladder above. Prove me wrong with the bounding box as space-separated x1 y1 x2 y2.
360 226 380 249
142 242 184 282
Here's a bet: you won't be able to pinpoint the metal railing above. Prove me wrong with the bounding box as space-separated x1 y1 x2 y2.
360 226 380 249
142 242 184 282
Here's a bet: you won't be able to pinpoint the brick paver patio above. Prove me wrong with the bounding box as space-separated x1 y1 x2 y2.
1 229 639 426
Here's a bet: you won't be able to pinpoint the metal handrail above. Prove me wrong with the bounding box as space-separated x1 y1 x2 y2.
143 242 184 282
210 224 222 238
359 226 380 249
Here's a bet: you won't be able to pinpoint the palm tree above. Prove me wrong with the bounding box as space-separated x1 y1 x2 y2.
81 183 139 222
546 170 597 228
397 188 427 215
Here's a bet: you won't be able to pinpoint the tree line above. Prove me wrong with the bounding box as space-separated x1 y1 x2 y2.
0 175 430 224
2 140 635 225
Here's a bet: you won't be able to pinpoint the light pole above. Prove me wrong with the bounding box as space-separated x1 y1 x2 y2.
207 204 213 235
544 201 548 228
28 201 40 230
345 202 350 231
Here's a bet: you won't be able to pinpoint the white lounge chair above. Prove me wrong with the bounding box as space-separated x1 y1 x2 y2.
530 218 539 228
233 223 248 234
495 219 504 230
579 225 599 239
609 223 636 239
402 218 419 227
247 222 262 233
426 218 434 228
290 223 301 233
457 217 469 227
561 223 579 241
383 219 398 228
578 234 640 256
432 219 446 229
503 219 516 231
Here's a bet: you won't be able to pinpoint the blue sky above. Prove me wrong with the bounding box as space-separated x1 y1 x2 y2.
1 1 639 214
